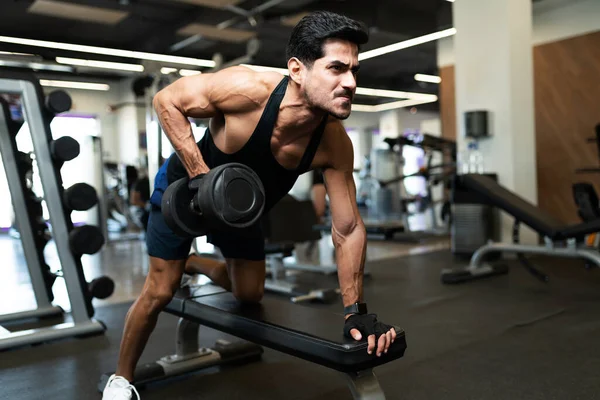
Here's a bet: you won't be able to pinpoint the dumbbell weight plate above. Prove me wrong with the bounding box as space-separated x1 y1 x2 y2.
162 177 208 238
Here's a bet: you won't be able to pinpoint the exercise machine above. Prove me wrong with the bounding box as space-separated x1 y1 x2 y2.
262 195 341 303
442 174 600 283
0 71 112 349
100 283 407 398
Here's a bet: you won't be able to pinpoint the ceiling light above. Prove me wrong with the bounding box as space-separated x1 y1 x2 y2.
0 35 215 68
56 57 144 72
39 79 110 91
0 59 72 72
446 0 455 2
179 69 201 76
356 87 437 101
241 64 289 75
358 28 457 61
352 96 438 113
0 51 36 57
414 74 442 84
161 67 178 74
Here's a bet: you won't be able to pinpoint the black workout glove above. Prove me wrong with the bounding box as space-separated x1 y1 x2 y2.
344 313 395 356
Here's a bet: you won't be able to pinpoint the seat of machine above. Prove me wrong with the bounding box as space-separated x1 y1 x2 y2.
461 174 566 238
166 285 407 372
461 174 600 240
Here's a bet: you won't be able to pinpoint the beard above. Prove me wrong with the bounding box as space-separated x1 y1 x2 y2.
303 87 352 120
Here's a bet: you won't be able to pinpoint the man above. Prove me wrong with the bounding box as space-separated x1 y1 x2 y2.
103 11 396 399
311 168 328 223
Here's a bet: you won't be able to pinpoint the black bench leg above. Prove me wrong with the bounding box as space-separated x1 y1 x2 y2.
342 369 386 400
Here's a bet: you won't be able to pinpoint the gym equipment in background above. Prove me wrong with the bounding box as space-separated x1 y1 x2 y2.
0 72 112 349
99 284 407 399
262 195 340 303
442 174 600 284
450 173 501 256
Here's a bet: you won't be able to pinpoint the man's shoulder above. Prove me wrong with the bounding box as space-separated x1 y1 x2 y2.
215 67 285 111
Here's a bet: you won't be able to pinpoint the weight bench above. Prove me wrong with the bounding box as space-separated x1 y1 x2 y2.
442 174 600 283
99 284 407 399
264 242 341 303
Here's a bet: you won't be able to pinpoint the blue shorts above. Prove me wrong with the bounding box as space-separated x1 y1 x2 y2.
146 155 266 261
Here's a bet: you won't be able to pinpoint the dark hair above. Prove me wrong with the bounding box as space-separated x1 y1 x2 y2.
286 11 369 68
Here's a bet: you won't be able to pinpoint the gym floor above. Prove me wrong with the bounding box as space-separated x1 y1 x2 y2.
2 233 600 399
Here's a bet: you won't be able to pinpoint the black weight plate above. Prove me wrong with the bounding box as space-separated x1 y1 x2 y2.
161 177 206 238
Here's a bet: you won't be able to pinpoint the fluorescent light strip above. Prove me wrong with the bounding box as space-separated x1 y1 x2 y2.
39 79 110 91
358 28 457 61
351 96 438 113
356 87 437 101
414 74 442 84
56 56 144 72
161 67 178 74
179 69 201 76
0 59 73 72
0 35 215 68
0 51 36 57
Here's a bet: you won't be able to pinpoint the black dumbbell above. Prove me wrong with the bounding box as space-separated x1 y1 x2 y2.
63 183 98 211
88 276 115 300
162 163 265 238
50 136 80 163
45 90 72 115
69 225 105 255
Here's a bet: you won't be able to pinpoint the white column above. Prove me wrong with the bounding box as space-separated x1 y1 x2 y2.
115 78 141 167
454 0 537 244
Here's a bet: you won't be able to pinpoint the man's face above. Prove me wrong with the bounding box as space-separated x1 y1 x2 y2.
303 38 360 120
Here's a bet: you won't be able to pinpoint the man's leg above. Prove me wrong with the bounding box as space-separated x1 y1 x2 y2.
115 256 185 382
185 254 231 291
184 255 265 302
225 258 266 303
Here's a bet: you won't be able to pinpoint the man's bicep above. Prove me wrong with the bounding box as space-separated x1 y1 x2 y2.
156 73 219 119
158 67 258 119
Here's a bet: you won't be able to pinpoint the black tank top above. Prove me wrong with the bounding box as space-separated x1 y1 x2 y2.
167 76 328 213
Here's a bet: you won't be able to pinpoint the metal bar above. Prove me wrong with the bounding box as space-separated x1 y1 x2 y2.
0 320 105 351
0 306 63 324
17 79 91 323
470 242 600 270
176 317 200 357
342 369 386 400
0 96 53 308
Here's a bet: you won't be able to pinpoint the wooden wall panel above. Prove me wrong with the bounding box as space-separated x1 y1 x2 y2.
534 30 600 223
440 30 600 223
439 65 457 141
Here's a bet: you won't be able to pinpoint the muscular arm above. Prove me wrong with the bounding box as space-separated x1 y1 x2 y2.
322 122 367 308
152 67 264 177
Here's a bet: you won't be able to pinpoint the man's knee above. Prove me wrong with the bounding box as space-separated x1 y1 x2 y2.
232 285 264 303
143 284 176 311
141 257 186 312
226 258 266 303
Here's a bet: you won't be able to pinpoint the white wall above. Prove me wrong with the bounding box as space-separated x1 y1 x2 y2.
532 0 600 45
46 86 120 162
438 0 600 66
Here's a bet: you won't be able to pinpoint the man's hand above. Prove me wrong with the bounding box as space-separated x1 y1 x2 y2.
344 314 397 356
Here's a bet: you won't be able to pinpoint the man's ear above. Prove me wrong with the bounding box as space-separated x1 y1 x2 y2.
287 57 304 85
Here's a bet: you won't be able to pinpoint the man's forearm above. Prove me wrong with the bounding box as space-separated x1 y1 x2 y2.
333 223 367 307
154 95 208 177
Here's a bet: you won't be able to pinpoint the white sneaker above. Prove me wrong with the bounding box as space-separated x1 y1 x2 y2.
102 374 140 400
